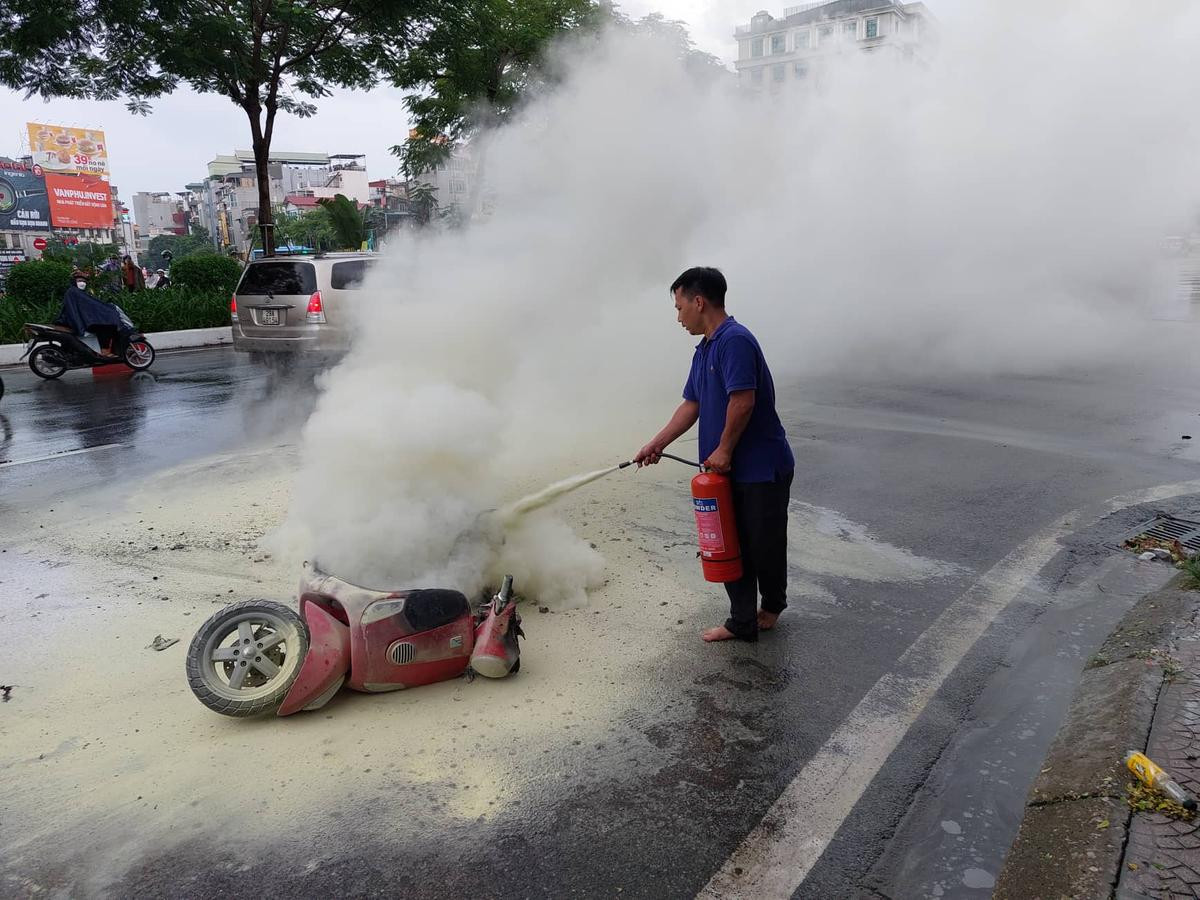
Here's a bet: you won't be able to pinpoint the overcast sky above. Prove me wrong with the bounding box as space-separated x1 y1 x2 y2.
0 1 966 208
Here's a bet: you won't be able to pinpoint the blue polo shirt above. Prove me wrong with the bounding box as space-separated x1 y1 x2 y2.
683 317 795 483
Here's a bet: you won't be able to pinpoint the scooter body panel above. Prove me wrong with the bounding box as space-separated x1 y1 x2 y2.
470 602 522 678
277 600 351 717
351 608 474 691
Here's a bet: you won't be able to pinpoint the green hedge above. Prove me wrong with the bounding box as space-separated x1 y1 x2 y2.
4 259 74 305
0 286 231 345
170 254 244 295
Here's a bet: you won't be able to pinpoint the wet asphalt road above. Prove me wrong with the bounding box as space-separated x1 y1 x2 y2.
3 341 1200 898
0 349 321 506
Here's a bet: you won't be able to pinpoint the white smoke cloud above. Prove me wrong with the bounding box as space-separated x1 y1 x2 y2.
283 2 1200 601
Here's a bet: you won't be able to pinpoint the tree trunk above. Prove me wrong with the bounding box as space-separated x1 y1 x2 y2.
252 135 275 257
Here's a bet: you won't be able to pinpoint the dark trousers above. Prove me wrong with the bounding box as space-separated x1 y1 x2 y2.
723 470 793 640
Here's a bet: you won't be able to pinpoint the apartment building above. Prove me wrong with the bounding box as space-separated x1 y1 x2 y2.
734 0 935 89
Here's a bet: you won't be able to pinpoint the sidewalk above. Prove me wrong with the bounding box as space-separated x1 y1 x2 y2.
996 573 1200 899
1118 638 1200 898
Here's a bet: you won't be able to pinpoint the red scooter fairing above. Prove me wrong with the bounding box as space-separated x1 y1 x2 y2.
470 591 523 678
296 569 476 694
277 599 351 716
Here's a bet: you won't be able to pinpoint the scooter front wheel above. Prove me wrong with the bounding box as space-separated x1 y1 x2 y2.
28 345 68 379
125 340 155 371
186 600 309 717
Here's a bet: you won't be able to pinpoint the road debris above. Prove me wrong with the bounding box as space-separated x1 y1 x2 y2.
1126 781 1196 821
1125 750 1197 810
1 684 12 702
147 635 179 651
1125 534 1192 565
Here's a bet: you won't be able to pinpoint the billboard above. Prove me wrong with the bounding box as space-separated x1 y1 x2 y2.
0 157 51 230
26 122 109 176
46 172 114 229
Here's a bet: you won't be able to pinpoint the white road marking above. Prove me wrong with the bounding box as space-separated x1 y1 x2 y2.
0 443 125 469
699 477 1200 900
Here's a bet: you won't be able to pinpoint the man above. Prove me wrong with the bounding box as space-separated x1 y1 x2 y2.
634 267 795 643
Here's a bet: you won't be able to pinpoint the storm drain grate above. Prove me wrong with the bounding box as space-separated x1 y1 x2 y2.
1125 515 1200 553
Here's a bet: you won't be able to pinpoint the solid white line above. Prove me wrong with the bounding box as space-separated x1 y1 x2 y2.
699 477 1200 900
0 443 125 469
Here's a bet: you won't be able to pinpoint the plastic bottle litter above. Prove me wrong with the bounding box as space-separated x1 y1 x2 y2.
1125 750 1197 810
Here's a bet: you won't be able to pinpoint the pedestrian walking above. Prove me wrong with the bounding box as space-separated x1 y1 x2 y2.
121 255 144 292
634 267 795 642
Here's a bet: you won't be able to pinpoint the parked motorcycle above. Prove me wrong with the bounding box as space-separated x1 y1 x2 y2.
186 565 523 717
21 284 155 379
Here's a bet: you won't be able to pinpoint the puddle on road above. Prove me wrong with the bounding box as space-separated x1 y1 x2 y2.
787 500 963 607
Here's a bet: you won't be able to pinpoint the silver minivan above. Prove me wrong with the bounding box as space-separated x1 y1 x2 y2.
231 252 379 357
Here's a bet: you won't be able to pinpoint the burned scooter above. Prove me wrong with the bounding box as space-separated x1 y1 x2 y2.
186 565 522 717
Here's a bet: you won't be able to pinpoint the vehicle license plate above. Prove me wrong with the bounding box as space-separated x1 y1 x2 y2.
261 309 280 325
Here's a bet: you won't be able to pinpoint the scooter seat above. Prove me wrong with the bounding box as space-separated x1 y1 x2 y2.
396 589 470 632
302 566 472 634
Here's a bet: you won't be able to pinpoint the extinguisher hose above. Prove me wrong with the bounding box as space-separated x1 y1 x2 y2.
661 452 701 468
617 452 701 470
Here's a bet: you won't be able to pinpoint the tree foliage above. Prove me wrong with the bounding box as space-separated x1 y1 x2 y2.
170 254 244 294
317 194 369 249
390 0 602 177
0 0 426 255
2 259 74 305
405 180 440 225
617 13 728 82
145 232 213 272
275 206 337 251
38 239 120 271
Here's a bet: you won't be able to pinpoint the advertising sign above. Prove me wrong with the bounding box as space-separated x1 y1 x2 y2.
26 122 109 176
0 157 51 230
0 247 26 289
46 172 114 229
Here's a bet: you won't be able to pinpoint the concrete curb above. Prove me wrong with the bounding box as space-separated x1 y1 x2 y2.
0 326 231 366
994 573 1200 900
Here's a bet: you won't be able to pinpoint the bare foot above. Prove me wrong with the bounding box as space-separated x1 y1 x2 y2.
701 625 737 642
757 609 780 631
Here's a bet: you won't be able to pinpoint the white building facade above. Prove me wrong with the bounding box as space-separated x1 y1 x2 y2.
132 191 187 236
735 0 935 90
187 150 368 251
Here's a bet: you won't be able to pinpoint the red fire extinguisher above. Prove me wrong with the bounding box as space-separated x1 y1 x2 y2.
621 453 743 583
691 469 743 583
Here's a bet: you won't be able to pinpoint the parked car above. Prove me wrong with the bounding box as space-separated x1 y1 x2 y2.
230 252 379 359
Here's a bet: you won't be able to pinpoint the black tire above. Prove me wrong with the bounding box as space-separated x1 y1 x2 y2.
186 600 308 717
28 345 67 379
125 339 155 371
0 376 4 402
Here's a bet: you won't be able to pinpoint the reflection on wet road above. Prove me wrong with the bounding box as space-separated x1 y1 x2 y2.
0 348 321 504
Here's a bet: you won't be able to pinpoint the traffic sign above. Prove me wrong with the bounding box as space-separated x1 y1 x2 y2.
32 237 47 251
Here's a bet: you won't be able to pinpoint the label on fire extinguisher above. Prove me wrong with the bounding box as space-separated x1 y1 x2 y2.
693 497 725 556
